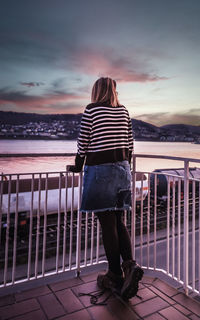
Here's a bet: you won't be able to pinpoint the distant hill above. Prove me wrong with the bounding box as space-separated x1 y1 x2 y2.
0 111 82 125
0 110 159 129
132 119 159 132
1 111 200 141
161 124 200 134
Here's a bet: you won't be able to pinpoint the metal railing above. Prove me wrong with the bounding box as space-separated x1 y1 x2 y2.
0 170 105 288
0 154 200 297
131 154 200 296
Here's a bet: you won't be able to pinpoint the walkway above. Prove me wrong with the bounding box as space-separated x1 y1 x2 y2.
0 271 200 319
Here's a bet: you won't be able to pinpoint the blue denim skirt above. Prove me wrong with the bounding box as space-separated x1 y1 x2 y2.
80 161 132 213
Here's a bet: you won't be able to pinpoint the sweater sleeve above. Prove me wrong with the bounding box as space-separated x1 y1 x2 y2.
77 106 92 157
128 116 134 163
73 106 92 171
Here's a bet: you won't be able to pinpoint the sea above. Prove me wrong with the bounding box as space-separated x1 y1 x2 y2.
0 139 200 174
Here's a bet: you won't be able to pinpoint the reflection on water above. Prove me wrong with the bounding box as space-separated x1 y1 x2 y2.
0 140 199 174
0 139 77 154
0 140 76 174
134 141 200 172
0 156 75 174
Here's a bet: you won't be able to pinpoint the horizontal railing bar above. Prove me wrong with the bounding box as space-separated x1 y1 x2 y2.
135 170 200 182
134 154 200 163
142 267 200 295
1 175 79 193
1 171 146 181
0 260 107 289
1 152 200 163
1 171 73 177
137 171 184 179
0 153 76 158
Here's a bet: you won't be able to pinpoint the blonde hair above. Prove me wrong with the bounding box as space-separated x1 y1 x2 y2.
91 77 120 107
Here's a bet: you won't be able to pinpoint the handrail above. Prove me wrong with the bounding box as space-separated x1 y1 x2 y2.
0 153 76 158
1 152 200 164
133 153 200 163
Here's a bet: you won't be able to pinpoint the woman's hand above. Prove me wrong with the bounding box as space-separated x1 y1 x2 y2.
66 165 82 173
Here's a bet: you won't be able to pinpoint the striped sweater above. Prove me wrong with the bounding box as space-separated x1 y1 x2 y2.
74 102 134 169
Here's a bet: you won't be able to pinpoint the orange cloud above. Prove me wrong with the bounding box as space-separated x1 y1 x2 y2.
73 50 167 83
135 111 200 126
0 90 85 105
0 89 87 113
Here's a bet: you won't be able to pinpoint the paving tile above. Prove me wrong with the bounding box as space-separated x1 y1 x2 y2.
130 287 156 305
173 303 191 316
0 294 15 307
159 306 189 320
72 281 100 307
49 277 84 292
144 313 165 320
38 293 65 319
76 289 110 308
15 285 51 302
1 272 200 320
55 288 84 313
149 286 176 305
189 314 200 320
152 279 178 297
138 282 145 289
88 305 119 320
141 276 155 285
72 280 99 295
57 309 92 320
11 309 47 320
107 297 139 320
0 298 40 320
173 293 200 316
82 271 102 283
133 296 169 318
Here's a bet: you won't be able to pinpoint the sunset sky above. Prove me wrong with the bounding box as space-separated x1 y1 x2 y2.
0 0 200 126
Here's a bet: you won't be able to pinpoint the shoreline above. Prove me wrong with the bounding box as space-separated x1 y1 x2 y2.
0 137 195 143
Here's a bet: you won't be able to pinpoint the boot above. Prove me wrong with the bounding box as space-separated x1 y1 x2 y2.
121 260 144 300
97 270 124 292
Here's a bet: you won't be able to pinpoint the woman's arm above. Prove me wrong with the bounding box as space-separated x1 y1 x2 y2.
128 116 134 163
68 106 92 172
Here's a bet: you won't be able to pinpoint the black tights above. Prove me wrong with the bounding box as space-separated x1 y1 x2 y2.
96 210 133 276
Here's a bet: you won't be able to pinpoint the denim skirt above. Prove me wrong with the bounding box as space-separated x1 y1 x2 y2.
80 160 132 213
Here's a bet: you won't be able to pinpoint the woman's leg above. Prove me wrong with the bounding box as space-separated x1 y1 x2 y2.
115 212 144 300
96 211 122 276
115 211 133 261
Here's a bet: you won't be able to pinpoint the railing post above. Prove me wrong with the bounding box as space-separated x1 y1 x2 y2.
76 171 83 277
131 154 136 260
166 176 170 274
183 160 189 295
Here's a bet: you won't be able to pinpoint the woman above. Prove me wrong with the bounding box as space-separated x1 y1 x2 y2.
69 77 143 300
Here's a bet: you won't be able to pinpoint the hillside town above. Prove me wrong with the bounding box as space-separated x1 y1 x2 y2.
0 120 80 140
1 117 200 142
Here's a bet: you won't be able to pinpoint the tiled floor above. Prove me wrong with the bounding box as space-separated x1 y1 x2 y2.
0 271 200 320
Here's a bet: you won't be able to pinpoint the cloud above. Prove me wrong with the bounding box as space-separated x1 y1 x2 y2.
20 82 45 87
73 49 168 83
188 108 200 113
134 112 169 126
135 110 200 127
0 87 87 113
51 78 67 89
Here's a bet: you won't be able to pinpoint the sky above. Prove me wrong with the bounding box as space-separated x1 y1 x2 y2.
0 0 200 127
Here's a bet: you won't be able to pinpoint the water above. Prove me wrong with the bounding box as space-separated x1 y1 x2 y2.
0 140 200 174
0 139 77 154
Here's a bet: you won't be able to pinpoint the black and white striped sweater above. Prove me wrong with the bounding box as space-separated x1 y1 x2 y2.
74 102 134 169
